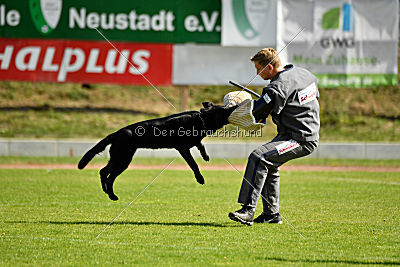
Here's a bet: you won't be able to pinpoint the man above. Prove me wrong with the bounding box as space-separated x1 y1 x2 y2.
229 48 320 226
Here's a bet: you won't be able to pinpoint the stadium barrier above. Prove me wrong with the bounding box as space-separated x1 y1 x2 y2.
0 139 399 159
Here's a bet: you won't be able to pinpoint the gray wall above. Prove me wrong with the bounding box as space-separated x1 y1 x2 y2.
0 139 399 159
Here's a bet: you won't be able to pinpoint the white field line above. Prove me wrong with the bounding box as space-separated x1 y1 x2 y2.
331 177 400 186
0 234 129 246
1 234 219 250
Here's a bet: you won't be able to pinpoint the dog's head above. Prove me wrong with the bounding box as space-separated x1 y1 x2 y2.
199 102 237 130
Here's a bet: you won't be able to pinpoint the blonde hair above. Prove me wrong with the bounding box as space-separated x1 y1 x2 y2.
250 48 282 68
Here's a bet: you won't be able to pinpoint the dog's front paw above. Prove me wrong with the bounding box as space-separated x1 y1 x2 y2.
107 192 119 201
196 176 205 185
105 184 119 201
203 154 210 162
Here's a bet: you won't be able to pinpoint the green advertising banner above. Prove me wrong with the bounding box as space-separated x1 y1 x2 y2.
0 0 221 44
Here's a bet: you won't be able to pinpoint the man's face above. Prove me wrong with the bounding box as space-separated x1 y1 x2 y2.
254 61 272 80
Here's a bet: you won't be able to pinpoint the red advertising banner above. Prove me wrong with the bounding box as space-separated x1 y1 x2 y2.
0 38 172 85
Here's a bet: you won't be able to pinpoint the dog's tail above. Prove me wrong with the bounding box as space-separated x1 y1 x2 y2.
78 134 114 169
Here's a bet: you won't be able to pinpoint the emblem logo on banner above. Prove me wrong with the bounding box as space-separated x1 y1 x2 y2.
319 2 355 49
232 0 259 40
321 3 353 32
29 0 62 35
221 0 276 46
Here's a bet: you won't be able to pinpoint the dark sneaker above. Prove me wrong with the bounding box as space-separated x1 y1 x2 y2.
253 212 283 224
228 206 254 226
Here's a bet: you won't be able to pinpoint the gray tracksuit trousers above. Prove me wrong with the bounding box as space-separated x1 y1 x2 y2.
238 134 318 214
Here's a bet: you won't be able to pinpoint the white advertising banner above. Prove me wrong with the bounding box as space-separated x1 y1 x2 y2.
277 0 398 87
221 0 277 47
173 0 397 87
173 44 267 86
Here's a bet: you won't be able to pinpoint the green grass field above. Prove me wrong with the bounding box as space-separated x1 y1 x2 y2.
1 81 399 141
1 162 399 265
1 155 400 167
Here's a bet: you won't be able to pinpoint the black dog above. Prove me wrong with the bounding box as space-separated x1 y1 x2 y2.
78 102 237 201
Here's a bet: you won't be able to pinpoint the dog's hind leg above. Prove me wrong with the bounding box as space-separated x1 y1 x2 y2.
178 148 205 185
105 147 136 201
105 156 134 201
101 129 136 200
100 164 111 193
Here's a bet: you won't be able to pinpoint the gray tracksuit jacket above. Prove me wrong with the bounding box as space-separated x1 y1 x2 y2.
263 64 320 142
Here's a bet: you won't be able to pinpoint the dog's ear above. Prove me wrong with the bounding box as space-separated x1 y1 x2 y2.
202 102 214 109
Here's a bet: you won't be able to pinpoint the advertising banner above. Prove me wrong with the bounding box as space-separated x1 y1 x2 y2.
221 0 276 47
173 44 266 86
1 0 398 87
277 0 398 87
0 0 221 44
0 38 172 85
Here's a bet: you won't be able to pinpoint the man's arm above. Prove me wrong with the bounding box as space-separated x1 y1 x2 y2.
252 89 275 122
